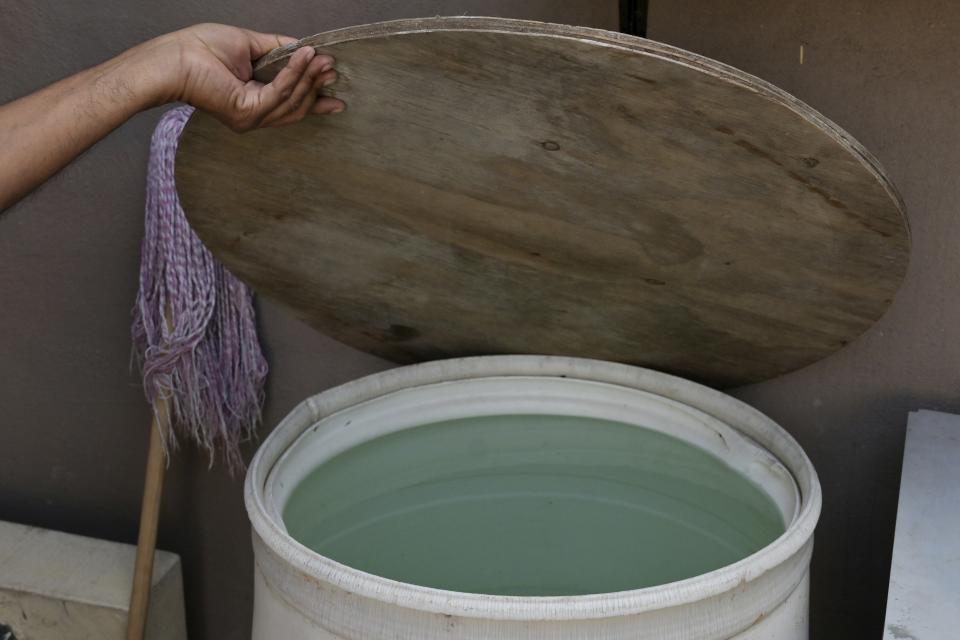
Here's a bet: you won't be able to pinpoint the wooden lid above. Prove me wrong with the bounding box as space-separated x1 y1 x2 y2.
176 17 909 387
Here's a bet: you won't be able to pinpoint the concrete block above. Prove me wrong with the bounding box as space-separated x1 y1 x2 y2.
0 520 187 639
883 410 960 640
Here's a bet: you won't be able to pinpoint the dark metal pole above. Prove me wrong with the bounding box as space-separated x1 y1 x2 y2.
619 0 649 37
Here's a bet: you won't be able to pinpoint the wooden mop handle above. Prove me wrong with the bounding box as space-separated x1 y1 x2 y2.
126 400 169 640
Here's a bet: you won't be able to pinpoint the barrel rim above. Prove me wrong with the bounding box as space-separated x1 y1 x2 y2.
245 355 822 620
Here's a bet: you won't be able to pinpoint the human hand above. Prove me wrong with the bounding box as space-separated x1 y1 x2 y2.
146 23 345 131
1 23 344 209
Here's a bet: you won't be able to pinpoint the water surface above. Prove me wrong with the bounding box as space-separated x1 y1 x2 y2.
284 414 785 595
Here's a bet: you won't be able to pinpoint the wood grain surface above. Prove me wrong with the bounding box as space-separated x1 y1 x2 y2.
176 17 909 386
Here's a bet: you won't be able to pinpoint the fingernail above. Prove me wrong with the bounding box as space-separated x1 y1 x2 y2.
322 76 336 88
332 105 345 114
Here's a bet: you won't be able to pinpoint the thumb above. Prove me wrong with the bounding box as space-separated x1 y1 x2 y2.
243 28 298 59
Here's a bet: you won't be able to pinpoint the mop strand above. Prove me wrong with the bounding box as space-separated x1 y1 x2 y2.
132 105 268 472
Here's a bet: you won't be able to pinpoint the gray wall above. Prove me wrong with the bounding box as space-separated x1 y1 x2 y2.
0 2 617 638
647 1 960 636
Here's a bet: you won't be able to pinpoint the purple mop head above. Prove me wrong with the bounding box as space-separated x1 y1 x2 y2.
132 105 268 472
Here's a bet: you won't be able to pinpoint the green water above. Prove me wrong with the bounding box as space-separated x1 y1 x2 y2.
283 414 785 596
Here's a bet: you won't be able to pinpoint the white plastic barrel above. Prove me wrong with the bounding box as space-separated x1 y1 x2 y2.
246 356 821 639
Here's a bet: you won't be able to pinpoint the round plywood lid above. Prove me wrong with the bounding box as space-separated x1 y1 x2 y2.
176 17 909 387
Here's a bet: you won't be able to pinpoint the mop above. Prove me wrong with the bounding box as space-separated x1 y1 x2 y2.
127 105 268 638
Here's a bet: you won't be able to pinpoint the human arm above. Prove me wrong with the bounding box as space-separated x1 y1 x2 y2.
0 23 343 210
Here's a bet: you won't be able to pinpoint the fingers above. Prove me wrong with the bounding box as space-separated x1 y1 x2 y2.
270 92 346 125
315 67 338 86
264 88 345 127
253 46 316 118
264 87 344 127
260 63 337 127
260 65 319 125
312 96 346 115
266 91 320 127
228 44 344 131
258 55 345 127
